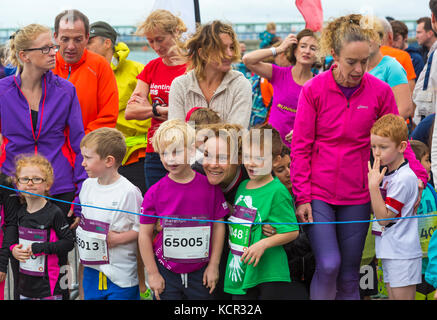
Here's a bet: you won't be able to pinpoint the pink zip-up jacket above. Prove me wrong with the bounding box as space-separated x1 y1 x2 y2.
291 67 428 206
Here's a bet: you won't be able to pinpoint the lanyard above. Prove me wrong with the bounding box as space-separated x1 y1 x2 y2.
14 75 47 154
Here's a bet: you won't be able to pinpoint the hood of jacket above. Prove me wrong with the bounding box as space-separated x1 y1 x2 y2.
111 42 130 72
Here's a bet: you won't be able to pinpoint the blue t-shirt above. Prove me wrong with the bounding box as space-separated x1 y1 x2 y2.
368 55 408 88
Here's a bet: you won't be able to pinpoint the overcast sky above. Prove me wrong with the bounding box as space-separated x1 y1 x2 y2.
0 0 432 28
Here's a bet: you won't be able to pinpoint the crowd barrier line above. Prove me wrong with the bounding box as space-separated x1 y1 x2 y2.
1 184 436 226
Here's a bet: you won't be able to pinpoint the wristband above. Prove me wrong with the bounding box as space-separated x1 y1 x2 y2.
270 47 277 57
152 102 162 117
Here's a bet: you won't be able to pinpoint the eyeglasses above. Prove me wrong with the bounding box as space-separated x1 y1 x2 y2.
22 45 60 54
17 177 46 184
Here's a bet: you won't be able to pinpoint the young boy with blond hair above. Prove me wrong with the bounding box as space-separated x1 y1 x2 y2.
368 114 422 300
79 127 143 300
138 119 229 300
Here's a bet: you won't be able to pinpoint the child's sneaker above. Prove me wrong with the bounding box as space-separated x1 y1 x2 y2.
140 288 153 300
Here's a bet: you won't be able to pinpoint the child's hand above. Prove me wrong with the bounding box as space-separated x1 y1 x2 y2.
0 271 5 283
241 239 268 267
12 244 31 262
203 263 219 294
148 272 165 300
368 157 387 189
106 231 120 248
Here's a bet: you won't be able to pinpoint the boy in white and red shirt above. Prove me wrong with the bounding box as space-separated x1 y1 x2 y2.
368 114 422 300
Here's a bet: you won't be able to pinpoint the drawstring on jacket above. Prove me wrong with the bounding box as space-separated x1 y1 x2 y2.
181 273 188 289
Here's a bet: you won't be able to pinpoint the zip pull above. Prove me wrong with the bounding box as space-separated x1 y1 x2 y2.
66 66 71 81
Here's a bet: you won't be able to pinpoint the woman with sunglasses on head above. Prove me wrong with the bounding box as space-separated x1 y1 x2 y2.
0 24 86 229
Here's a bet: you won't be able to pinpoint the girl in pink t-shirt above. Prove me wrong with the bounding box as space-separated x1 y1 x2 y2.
243 29 319 147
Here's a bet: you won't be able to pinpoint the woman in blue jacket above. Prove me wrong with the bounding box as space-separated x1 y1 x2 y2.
0 24 86 227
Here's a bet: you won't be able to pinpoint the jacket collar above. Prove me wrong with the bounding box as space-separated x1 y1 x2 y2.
326 65 368 98
56 49 88 71
14 70 52 89
187 69 241 96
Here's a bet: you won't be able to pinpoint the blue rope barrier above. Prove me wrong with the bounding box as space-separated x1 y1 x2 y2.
1 184 437 226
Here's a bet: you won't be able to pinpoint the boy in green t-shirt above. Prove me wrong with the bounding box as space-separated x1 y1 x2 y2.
224 124 299 299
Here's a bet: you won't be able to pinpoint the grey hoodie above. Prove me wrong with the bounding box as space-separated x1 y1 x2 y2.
168 69 252 128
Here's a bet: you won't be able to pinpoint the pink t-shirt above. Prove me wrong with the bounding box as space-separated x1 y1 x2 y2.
140 172 229 274
268 65 304 148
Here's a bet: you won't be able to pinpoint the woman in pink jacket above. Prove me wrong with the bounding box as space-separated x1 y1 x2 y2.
290 14 428 300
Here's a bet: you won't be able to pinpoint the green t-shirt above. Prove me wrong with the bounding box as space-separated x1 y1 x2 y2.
224 177 299 295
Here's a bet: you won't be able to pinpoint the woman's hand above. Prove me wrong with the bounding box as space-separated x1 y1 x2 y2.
285 130 293 143
262 224 277 237
277 34 298 54
296 203 313 223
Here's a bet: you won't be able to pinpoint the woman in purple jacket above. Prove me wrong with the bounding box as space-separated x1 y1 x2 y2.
0 24 86 227
290 14 428 300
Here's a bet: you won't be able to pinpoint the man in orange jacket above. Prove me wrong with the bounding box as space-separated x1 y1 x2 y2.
52 9 118 134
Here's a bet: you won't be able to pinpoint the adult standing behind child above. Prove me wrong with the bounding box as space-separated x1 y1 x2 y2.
125 9 187 191
79 128 143 300
139 119 229 300
168 20 252 129
243 29 318 147
368 114 422 300
0 24 86 227
291 14 428 300
224 124 299 299
52 9 119 134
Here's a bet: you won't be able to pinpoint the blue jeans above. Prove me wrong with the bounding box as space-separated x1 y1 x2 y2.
144 152 168 191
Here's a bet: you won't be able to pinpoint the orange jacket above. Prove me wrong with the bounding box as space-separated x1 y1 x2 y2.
380 45 417 81
53 49 119 134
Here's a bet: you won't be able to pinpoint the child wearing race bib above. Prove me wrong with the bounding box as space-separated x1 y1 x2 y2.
224 124 299 299
139 119 229 300
409 139 436 300
368 114 422 300
79 127 143 300
9 154 74 300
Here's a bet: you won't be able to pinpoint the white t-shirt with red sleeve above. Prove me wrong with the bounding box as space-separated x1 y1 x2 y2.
375 161 422 259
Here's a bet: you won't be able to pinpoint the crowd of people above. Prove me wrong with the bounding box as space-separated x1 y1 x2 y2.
0 2 437 301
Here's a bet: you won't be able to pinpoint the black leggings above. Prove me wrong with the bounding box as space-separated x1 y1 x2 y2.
232 281 309 300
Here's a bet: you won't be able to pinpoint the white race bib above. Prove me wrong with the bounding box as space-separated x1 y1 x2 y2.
76 217 110 265
18 227 47 276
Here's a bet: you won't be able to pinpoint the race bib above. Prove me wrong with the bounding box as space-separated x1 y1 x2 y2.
371 220 385 236
76 217 110 265
417 211 437 256
372 188 388 236
228 206 257 256
18 226 47 276
162 216 211 263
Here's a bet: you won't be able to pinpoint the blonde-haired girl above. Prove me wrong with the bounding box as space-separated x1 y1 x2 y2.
8 154 74 300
